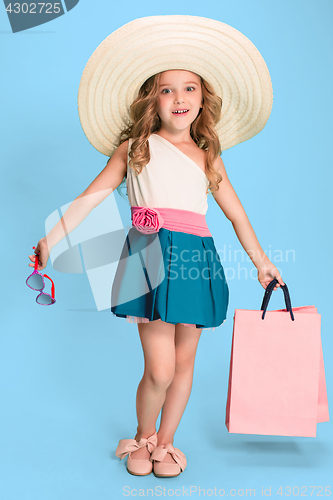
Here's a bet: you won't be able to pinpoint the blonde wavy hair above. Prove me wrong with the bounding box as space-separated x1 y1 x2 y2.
113 71 223 198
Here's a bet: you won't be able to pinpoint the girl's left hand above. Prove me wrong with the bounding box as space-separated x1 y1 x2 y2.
257 261 285 290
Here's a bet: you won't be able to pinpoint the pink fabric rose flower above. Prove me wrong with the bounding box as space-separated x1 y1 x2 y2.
132 207 164 235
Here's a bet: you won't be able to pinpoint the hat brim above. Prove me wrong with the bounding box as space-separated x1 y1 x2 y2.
78 15 273 156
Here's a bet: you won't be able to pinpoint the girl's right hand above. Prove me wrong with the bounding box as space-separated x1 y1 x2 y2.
28 237 50 271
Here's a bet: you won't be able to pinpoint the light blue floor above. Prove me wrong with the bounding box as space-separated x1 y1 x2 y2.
1 294 331 499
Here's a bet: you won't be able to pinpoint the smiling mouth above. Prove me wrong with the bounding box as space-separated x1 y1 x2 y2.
172 110 189 115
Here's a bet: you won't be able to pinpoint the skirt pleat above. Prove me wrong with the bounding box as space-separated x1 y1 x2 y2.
111 227 229 330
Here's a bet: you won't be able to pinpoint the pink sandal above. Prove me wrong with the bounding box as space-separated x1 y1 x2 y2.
150 443 187 477
115 431 158 476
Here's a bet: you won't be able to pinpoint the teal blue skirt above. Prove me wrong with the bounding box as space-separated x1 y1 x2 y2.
111 227 229 329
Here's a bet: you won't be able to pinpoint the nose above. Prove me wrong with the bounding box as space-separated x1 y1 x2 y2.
174 91 185 104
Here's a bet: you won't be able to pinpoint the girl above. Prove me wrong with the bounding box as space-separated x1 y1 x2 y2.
28 16 284 478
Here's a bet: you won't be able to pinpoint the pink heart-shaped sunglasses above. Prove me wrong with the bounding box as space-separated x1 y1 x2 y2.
26 246 56 305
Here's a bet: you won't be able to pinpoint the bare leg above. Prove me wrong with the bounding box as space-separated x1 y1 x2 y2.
130 319 176 460
156 324 202 463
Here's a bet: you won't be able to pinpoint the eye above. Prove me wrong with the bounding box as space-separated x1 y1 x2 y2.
161 88 171 94
186 86 195 91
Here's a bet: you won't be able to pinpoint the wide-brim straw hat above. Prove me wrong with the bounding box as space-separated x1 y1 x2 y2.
78 15 273 156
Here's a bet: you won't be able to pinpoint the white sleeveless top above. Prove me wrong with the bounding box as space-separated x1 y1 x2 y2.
126 133 210 215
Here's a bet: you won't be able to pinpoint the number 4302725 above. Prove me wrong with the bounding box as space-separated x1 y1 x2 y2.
5 3 61 14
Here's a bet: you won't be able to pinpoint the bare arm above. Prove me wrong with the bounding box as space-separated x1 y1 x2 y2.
28 140 129 270
212 155 284 290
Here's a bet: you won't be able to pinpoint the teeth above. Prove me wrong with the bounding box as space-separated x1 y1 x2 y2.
173 110 188 114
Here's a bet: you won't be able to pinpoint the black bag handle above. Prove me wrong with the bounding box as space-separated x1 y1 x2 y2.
260 278 294 321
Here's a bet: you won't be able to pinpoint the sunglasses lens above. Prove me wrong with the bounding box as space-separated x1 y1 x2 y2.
37 293 53 305
27 273 44 290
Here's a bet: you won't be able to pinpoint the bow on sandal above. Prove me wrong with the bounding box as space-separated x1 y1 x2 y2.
115 431 158 476
150 443 187 477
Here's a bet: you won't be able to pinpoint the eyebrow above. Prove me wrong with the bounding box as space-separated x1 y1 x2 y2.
159 81 199 87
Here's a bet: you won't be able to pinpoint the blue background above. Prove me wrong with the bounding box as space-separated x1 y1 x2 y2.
1 0 332 498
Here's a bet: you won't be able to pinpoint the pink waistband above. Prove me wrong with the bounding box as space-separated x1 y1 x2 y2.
131 206 212 237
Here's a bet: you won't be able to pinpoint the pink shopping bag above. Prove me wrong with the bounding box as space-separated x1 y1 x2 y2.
225 279 329 437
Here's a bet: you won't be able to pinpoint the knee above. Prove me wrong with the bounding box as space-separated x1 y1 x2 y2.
175 351 195 374
146 365 175 389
